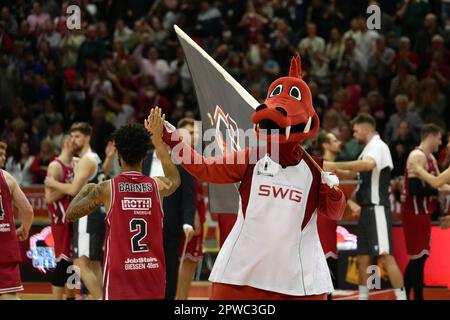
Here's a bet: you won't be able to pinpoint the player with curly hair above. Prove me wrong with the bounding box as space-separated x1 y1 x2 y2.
66 108 181 299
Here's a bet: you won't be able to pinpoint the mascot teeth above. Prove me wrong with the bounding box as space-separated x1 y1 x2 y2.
285 125 291 140
303 117 312 133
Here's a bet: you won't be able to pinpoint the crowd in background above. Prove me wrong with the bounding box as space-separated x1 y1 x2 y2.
1 0 450 186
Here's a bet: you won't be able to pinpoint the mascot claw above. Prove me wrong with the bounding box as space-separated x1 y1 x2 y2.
321 171 340 188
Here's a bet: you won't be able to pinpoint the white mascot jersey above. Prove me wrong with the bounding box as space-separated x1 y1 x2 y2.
209 155 333 296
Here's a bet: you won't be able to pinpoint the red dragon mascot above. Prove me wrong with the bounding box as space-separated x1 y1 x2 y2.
160 54 346 299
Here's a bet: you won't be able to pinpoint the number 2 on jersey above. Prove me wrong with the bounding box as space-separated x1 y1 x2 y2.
130 218 148 252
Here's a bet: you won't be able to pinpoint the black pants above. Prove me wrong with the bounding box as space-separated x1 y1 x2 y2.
404 255 428 300
163 237 182 300
326 257 338 300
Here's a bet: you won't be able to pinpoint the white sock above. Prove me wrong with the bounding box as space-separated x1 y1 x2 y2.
394 287 407 300
358 285 369 300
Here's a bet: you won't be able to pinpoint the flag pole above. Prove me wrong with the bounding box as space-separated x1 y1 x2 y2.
301 147 340 192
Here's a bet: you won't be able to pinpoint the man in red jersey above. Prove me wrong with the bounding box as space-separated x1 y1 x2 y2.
317 131 362 299
0 142 34 300
401 124 443 300
44 135 76 300
175 118 207 300
45 122 106 300
315 131 342 296
66 107 181 300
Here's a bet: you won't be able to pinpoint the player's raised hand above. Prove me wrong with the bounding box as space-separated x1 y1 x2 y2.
145 107 183 149
144 107 156 134
145 107 166 145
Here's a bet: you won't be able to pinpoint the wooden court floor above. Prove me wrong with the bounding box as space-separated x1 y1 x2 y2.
19 282 450 300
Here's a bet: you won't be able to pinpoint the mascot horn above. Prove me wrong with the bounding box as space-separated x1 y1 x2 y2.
252 54 320 144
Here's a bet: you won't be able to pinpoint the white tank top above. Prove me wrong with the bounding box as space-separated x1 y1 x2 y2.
209 155 333 296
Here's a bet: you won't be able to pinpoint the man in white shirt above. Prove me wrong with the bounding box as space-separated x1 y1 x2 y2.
327 114 406 300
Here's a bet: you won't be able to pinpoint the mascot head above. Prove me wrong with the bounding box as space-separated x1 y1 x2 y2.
252 54 319 144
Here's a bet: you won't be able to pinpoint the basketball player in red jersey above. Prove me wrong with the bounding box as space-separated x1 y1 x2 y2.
413 131 450 230
402 124 443 300
66 108 181 299
0 142 34 300
44 135 76 300
314 132 342 297
45 122 106 299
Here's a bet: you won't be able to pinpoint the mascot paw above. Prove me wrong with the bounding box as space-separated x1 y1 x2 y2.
321 171 339 188
163 120 176 133
162 120 183 148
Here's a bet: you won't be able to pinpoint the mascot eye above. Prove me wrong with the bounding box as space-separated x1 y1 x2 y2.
289 86 302 101
270 84 283 97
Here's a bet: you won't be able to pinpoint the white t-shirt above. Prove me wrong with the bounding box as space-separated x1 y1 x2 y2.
359 134 393 171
